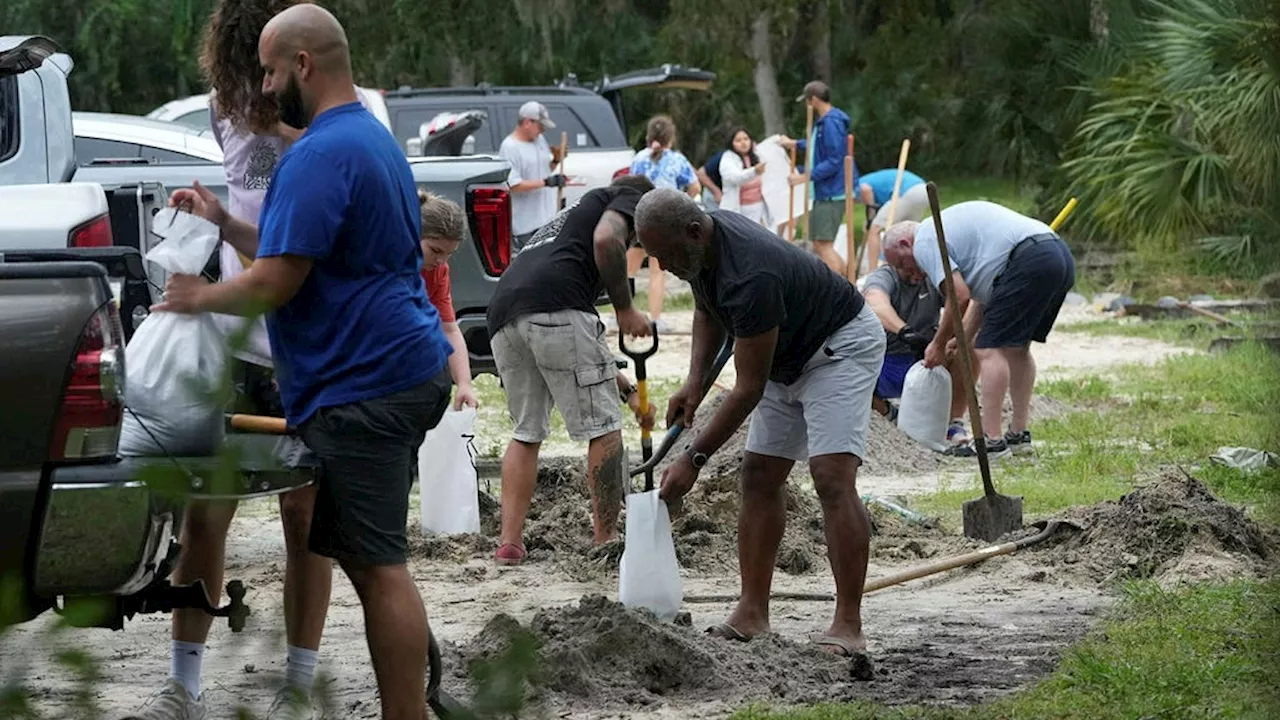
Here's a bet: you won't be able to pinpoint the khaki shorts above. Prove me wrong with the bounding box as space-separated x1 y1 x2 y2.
745 305 885 462
491 309 621 443
871 183 929 228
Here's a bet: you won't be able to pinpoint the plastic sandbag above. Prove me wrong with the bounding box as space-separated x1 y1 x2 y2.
418 407 481 535
897 360 952 452
618 489 682 621
119 208 227 457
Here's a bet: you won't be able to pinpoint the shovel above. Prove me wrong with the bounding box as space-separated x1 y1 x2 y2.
619 322 660 490
923 182 1023 542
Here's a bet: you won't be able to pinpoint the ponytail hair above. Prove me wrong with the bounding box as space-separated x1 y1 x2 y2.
645 115 676 161
417 189 465 242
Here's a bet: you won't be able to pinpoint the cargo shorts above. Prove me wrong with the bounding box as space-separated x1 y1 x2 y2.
491 309 621 443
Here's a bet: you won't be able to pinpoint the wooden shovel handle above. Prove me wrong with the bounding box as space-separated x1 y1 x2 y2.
925 182 995 497
229 413 290 435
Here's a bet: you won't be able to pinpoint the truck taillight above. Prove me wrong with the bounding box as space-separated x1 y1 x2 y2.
69 214 113 248
467 186 512 275
50 303 125 461
612 167 631 180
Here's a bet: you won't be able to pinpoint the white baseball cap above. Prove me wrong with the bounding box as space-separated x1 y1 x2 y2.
518 101 555 129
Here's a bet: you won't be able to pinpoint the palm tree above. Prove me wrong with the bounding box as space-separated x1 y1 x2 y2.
1060 0 1280 272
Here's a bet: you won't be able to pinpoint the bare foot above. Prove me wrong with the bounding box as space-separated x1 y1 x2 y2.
708 603 770 640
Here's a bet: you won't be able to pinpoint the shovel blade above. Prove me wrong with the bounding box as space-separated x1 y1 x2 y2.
962 492 1024 542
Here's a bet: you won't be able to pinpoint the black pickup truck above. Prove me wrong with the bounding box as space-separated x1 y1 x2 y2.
0 247 313 633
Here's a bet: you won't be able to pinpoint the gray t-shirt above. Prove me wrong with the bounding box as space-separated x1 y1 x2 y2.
912 201 1054 304
499 133 556 235
864 264 943 356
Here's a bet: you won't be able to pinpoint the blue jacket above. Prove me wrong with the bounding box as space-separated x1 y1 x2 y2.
797 107 856 202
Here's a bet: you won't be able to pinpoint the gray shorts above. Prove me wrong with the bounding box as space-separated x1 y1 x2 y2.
745 305 886 462
871 183 929 228
491 309 621 443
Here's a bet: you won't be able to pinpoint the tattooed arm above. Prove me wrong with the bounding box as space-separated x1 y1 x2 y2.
593 209 651 337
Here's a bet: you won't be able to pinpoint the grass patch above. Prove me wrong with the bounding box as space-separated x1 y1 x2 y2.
1061 311 1278 349
915 341 1280 524
732 579 1280 720
935 175 1039 216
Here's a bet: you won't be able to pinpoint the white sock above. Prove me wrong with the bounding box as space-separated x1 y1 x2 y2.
285 645 319 692
170 640 205 700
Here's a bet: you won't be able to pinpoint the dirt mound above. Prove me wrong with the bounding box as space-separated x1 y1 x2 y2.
1026 469 1278 586
451 594 860 713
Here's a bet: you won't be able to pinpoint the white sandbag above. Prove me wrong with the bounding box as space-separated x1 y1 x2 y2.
618 489 682 621
897 360 952 452
119 208 227 457
418 407 481 535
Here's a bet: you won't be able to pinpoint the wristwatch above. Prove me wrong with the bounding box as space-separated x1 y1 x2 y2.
619 383 637 404
685 446 709 470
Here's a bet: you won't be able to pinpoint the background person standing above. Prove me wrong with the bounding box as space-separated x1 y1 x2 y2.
500 100 567 252
779 80 854 277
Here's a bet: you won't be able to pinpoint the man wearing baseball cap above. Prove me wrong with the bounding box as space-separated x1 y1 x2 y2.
779 80 855 277
500 100 568 251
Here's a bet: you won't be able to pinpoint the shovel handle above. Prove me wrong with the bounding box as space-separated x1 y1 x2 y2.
628 337 734 479
228 413 291 435
925 182 995 498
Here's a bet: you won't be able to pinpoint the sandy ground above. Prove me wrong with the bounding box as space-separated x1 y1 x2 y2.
0 298 1218 719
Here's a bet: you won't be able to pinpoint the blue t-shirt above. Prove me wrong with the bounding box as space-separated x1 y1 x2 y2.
859 169 924 205
257 102 451 426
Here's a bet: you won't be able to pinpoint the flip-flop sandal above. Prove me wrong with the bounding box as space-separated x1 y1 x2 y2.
811 635 875 681
704 623 751 642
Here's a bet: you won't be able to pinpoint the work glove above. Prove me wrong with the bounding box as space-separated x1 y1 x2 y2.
897 324 931 356
543 174 567 188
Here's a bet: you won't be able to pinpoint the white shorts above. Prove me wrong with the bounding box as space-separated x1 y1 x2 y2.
745 304 886 462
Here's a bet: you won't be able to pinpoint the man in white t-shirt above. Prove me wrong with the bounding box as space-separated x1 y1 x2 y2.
499 100 566 251
882 201 1076 458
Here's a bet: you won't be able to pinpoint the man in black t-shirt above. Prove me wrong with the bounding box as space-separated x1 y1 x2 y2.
635 187 885 665
486 176 657 566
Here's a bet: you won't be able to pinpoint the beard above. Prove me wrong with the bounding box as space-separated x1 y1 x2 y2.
277 73 310 130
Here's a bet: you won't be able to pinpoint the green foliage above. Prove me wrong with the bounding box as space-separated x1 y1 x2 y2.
1059 0 1280 273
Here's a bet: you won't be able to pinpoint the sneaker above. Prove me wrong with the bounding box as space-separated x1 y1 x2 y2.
947 437 1010 459
946 420 971 448
495 542 527 566
267 686 316 720
122 679 206 720
1005 429 1033 454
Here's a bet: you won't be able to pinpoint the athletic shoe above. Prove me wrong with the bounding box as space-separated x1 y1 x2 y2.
1005 429 1033 454
122 679 207 720
495 542 527 566
947 437 1010 459
266 686 316 720
946 420 971 448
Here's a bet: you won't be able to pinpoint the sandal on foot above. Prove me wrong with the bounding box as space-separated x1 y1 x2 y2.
811 635 875 681
495 542 527 566
705 623 751 642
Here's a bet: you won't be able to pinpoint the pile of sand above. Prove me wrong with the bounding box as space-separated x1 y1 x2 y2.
1025 469 1278 586
448 594 860 713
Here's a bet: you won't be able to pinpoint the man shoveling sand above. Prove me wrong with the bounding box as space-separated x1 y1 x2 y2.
635 187 884 668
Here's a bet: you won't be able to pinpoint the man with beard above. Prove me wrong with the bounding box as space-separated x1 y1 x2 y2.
147 5 452 719
123 3 385 719
633 188 884 669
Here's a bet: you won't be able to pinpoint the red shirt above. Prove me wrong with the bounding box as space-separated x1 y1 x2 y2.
422 264 455 323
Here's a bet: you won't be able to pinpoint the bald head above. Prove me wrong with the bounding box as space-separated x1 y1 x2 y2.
258 3 358 129
261 3 350 73
635 188 714 280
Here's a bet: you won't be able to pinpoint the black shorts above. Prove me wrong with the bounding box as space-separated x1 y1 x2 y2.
977 234 1076 349
299 370 452 566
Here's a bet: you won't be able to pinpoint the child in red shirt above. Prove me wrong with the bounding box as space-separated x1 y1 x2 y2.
419 190 478 409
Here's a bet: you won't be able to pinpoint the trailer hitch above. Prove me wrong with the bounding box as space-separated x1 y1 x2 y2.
121 578 251 632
